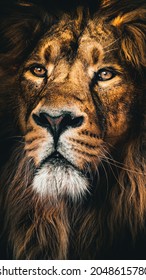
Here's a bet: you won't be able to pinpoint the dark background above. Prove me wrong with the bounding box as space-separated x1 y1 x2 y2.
0 0 99 14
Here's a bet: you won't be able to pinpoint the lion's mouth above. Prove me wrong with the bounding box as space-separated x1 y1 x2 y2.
33 150 89 199
39 151 78 171
43 151 69 164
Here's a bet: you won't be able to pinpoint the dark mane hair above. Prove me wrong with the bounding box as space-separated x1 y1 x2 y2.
0 0 146 259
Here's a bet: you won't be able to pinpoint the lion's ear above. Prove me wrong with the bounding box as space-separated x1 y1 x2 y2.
111 8 146 69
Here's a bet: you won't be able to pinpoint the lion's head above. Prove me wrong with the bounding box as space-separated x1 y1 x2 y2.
0 0 146 259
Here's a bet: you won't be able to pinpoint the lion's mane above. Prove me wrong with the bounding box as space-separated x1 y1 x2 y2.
0 0 146 259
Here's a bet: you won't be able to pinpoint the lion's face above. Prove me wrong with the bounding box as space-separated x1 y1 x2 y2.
18 16 136 199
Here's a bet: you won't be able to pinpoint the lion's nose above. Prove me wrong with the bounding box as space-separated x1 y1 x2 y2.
32 111 84 139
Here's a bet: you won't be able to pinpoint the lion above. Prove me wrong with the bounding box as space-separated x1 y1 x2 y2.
0 0 146 259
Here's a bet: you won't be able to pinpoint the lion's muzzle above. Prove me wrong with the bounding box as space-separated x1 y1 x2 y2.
32 110 84 147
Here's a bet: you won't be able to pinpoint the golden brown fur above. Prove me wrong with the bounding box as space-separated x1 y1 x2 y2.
0 0 146 259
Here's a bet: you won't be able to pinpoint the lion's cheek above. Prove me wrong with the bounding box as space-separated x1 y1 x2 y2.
106 112 129 141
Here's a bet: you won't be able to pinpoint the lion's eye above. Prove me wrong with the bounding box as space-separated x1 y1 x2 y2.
29 64 47 78
96 68 116 82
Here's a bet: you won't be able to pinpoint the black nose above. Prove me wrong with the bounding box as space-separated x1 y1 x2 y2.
32 111 84 139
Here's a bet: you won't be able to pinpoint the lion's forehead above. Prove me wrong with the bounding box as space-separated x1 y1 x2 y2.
33 19 115 66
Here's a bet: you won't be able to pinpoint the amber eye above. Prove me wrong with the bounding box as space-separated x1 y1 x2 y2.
96 68 116 82
29 64 47 78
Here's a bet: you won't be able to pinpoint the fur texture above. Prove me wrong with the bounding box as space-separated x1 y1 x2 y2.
0 0 146 259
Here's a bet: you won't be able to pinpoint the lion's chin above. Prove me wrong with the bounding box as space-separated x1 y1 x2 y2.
32 161 89 201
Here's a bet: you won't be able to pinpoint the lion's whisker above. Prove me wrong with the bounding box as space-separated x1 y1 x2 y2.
103 37 121 49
